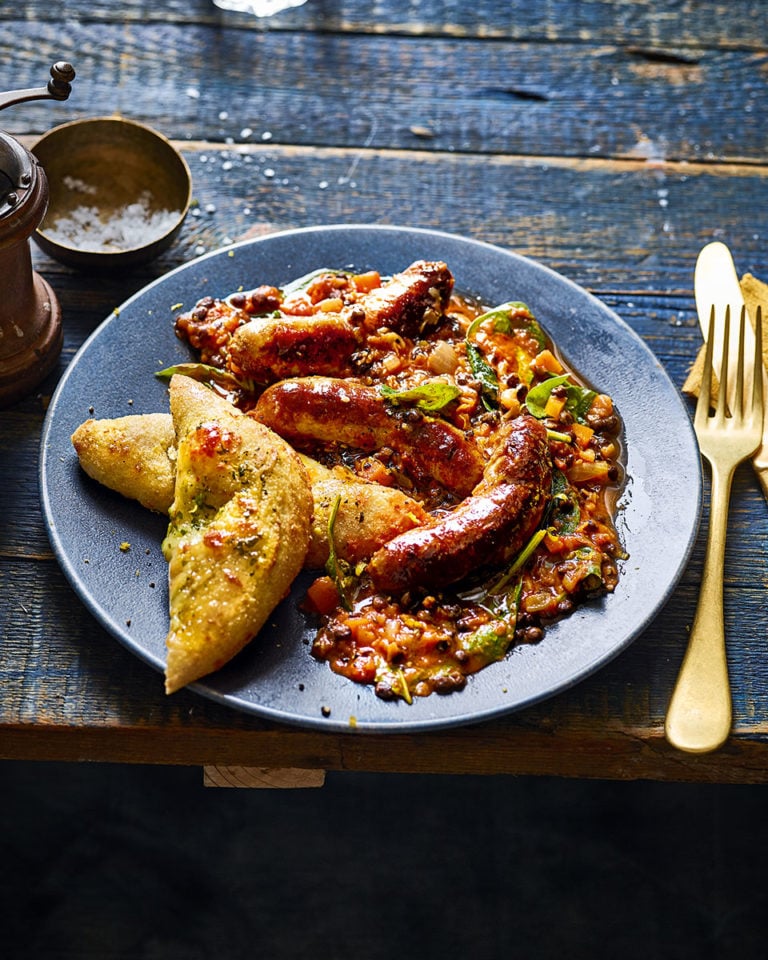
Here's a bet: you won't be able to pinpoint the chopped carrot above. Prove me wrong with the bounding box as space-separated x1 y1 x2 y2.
305 576 340 615
544 393 567 418
571 422 594 448
533 349 564 375
353 271 381 293
356 458 394 486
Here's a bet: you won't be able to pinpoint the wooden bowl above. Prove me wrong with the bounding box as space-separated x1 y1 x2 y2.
32 116 191 270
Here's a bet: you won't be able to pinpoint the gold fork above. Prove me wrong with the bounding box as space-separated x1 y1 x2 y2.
665 304 764 753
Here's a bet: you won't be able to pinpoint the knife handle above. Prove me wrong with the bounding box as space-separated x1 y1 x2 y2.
665 458 734 753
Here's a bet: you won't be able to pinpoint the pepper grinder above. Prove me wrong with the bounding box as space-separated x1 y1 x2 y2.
0 61 75 406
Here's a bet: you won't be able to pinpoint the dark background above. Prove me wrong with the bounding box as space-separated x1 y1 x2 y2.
1 761 766 959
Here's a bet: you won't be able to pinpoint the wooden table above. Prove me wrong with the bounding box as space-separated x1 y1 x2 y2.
2 0 767 785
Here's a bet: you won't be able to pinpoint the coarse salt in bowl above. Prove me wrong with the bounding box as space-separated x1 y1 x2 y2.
32 116 192 270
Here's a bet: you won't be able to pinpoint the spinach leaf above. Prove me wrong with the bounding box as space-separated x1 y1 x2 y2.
466 342 500 409
465 301 533 339
524 375 596 424
281 267 348 296
380 380 461 413
527 318 548 349
155 362 255 393
465 301 538 409
547 469 581 534
460 621 512 663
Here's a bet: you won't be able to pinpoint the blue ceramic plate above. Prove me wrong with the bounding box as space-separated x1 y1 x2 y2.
40 225 701 732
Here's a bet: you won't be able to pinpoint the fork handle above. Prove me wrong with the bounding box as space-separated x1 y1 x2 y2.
665 459 736 753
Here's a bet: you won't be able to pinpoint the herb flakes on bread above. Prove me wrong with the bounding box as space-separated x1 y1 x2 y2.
162 375 312 693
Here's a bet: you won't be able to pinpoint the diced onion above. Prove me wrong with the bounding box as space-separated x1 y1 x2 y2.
428 341 459 374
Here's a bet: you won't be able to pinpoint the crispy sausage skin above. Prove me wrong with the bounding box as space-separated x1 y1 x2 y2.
366 415 552 592
358 260 454 337
174 288 283 367
228 315 359 383
251 376 484 498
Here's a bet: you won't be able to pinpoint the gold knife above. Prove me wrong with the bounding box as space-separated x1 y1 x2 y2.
694 241 768 499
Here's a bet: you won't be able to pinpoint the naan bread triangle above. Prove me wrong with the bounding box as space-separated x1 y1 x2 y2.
71 412 176 513
163 375 312 693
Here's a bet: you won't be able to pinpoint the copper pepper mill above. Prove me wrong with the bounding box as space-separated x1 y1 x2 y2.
0 61 75 406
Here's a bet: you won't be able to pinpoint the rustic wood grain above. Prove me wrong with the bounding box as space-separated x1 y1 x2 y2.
202 765 326 787
5 714 768 783
19 145 768 297
2 1 767 48
1 18 767 162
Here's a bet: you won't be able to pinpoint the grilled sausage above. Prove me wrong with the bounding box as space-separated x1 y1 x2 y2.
251 376 484 498
366 415 552 592
228 315 359 383
357 260 454 337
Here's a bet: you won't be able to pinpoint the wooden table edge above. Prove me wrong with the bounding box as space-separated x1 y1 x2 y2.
3 722 768 784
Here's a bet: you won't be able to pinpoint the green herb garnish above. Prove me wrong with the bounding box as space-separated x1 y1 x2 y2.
466 341 500 410
465 301 534 340
325 494 356 610
465 301 537 409
380 380 461 413
547 469 581 534
524 375 596 424
155 362 255 394
395 668 413 704
456 524 549 664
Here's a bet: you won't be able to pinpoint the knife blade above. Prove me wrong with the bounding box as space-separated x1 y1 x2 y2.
694 241 768 499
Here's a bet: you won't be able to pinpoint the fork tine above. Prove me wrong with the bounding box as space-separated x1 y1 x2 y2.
714 305 731 423
753 305 764 413
695 305 716 429
734 305 746 420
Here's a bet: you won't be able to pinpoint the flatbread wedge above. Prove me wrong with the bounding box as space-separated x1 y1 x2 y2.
162 375 313 693
71 412 428 568
299 454 428 568
71 413 176 513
